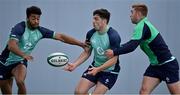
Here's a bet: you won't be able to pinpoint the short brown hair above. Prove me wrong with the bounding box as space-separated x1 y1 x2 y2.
132 3 148 17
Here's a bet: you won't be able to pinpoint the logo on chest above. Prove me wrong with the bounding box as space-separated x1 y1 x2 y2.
24 42 33 50
96 47 105 55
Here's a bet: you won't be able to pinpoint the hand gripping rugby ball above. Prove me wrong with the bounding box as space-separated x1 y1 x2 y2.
47 52 69 67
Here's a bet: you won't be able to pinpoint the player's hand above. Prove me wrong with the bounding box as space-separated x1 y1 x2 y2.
85 41 91 46
23 55 33 61
64 63 76 72
87 67 100 76
80 42 89 50
105 49 114 58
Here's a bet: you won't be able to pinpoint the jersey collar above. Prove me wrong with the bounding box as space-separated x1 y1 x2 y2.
97 26 110 35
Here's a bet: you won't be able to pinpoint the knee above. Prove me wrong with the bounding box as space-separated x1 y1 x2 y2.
74 87 86 95
16 80 25 87
74 88 81 95
139 86 150 94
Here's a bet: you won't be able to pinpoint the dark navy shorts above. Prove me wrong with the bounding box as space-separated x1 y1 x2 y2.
0 60 27 80
144 59 179 84
82 65 119 90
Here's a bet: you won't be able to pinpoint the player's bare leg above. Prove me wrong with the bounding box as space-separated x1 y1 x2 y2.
0 78 13 94
167 81 180 94
12 63 27 94
75 78 95 95
140 76 161 95
92 81 108 94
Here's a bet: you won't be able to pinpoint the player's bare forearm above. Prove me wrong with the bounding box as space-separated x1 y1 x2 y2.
97 56 118 71
55 33 85 48
8 39 26 58
73 47 92 67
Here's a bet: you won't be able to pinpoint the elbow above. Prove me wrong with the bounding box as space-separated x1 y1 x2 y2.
83 50 91 57
55 33 65 42
129 47 136 52
7 40 16 51
8 45 13 51
126 46 137 53
122 46 136 54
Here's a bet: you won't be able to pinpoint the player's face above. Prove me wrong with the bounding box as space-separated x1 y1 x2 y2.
130 9 139 24
93 15 105 31
27 14 40 29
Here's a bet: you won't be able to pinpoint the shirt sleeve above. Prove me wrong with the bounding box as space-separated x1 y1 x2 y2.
112 24 143 56
113 40 140 56
108 28 121 50
38 26 55 39
9 22 25 41
85 29 96 49
113 23 151 56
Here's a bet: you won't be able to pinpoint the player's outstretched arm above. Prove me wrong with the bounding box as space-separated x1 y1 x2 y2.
54 33 87 49
64 47 92 72
105 40 140 58
87 56 118 76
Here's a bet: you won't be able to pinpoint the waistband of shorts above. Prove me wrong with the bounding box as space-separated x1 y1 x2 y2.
151 56 176 66
0 60 27 67
0 61 4 65
89 65 119 74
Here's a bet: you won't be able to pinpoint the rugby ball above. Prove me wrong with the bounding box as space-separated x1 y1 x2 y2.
47 52 69 67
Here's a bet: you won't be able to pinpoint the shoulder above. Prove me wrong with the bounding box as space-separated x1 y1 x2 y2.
38 26 53 32
86 28 96 38
15 21 25 27
12 21 26 30
108 27 119 34
11 21 26 35
38 26 55 38
87 28 96 35
9 21 26 40
107 27 121 47
107 27 121 39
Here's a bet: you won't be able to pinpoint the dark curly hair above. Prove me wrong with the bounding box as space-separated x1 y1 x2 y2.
26 6 42 18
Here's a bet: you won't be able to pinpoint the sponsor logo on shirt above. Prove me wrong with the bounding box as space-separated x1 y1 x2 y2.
24 42 32 50
97 47 105 55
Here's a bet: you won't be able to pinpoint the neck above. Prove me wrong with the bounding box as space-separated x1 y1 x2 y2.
97 25 109 35
99 25 107 32
137 16 145 23
26 21 36 30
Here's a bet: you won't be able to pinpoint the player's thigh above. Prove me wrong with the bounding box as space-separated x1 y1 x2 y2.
3 78 13 87
75 77 95 93
167 81 180 94
0 78 13 87
0 78 13 94
92 81 108 94
0 80 6 87
11 63 27 82
140 76 161 92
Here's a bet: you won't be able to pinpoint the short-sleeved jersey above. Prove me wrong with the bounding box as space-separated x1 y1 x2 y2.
132 17 172 65
86 27 121 72
0 21 55 66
